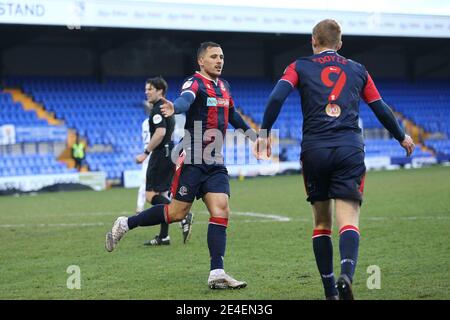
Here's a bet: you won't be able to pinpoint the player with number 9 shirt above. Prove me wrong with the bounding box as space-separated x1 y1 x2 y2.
254 19 415 300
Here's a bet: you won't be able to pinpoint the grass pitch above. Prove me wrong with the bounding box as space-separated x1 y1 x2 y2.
0 166 449 300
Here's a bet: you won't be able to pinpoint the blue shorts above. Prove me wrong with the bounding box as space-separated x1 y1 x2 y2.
171 162 230 203
300 146 366 204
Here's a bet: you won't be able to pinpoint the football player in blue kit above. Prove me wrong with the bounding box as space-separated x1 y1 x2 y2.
255 19 415 300
106 42 256 290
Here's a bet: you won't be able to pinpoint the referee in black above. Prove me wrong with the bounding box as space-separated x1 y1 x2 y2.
135 76 193 246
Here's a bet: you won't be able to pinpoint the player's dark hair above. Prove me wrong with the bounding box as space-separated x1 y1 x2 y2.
146 76 168 96
312 19 342 49
197 41 221 58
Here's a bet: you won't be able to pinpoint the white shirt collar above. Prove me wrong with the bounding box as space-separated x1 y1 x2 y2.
318 49 337 54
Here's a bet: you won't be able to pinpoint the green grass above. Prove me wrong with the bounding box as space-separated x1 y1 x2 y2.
0 166 449 300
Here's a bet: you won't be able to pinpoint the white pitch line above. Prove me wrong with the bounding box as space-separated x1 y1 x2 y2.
1 213 448 228
24 211 130 218
365 216 450 221
0 222 106 228
233 211 291 222
0 211 291 228
197 210 291 222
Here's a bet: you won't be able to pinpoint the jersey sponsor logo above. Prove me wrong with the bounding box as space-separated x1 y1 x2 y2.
325 103 341 117
207 97 229 107
182 80 193 90
217 98 229 107
153 114 163 124
178 186 188 197
207 97 217 106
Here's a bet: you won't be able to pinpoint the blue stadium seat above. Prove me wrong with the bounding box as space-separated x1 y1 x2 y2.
2 76 449 178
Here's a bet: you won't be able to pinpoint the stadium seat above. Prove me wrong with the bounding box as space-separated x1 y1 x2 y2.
2 76 449 178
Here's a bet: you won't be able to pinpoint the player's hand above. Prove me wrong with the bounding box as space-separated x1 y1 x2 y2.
253 137 272 160
400 134 415 157
160 97 175 117
135 153 147 164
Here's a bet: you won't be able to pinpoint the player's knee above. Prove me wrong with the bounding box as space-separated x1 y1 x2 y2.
167 202 190 222
222 205 230 217
170 209 189 222
210 203 230 218
145 192 155 203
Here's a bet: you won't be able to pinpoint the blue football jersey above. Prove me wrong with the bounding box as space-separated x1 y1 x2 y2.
281 50 381 151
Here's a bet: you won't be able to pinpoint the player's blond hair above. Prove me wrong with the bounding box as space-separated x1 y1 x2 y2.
312 19 342 49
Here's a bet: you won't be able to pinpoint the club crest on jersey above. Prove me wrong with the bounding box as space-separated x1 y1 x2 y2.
325 103 341 117
182 80 193 90
178 186 188 197
220 82 226 91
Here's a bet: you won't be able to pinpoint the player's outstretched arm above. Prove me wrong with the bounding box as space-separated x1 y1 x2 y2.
160 97 175 117
253 80 292 160
253 136 272 160
160 92 195 118
260 80 293 132
400 134 415 157
367 99 415 156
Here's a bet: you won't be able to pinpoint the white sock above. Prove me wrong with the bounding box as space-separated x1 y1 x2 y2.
210 268 225 276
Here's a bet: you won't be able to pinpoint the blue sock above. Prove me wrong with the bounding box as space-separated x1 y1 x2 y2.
312 229 338 298
207 218 228 270
339 225 360 282
127 204 167 230
151 195 171 238
159 222 169 239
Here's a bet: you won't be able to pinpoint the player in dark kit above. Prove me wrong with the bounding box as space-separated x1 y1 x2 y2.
106 42 255 289
255 19 415 300
106 77 193 249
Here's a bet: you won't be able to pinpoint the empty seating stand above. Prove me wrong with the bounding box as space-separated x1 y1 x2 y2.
2 76 448 180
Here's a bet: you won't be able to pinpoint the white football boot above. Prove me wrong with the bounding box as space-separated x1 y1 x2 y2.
208 269 247 289
105 216 129 252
